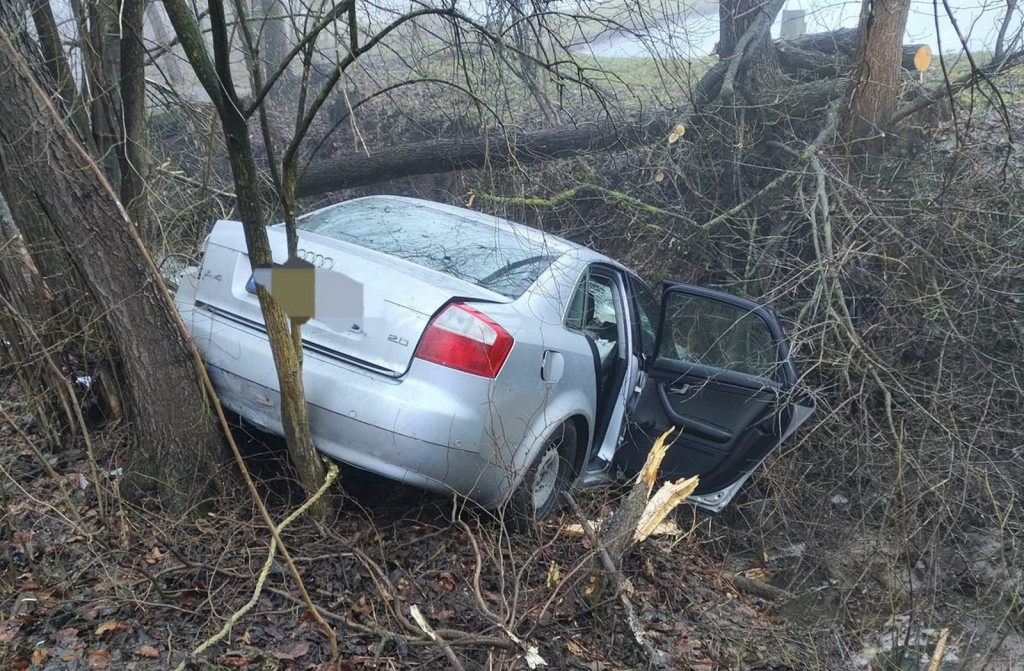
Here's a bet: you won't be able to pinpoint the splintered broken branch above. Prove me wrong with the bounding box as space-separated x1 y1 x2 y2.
597 428 699 562
634 476 700 543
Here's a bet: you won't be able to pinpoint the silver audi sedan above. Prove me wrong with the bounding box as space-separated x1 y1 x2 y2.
175 196 813 522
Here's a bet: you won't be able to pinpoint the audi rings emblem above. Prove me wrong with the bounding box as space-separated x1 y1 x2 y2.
296 249 335 269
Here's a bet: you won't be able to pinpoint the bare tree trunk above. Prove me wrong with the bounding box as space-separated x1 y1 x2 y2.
255 0 294 92
295 117 677 197
83 0 123 181
718 0 783 90
118 0 151 240
994 0 1019 58
708 0 787 276
145 1 186 86
0 17 227 513
28 0 94 151
221 99 330 516
846 0 912 150
163 0 331 518
1 2 99 336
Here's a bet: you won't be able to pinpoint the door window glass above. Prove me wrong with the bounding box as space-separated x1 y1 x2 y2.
659 294 780 382
565 274 588 332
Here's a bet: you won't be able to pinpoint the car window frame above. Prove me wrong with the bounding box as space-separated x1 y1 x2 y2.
627 274 659 362
563 265 628 340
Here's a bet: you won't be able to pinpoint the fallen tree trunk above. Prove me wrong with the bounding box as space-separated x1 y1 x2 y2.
295 116 679 197
776 27 931 80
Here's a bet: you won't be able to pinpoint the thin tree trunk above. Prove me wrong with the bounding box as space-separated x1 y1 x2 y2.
145 2 186 86
163 0 331 517
256 0 294 92
29 0 94 151
84 0 122 181
118 0 151 240
222 100 330 515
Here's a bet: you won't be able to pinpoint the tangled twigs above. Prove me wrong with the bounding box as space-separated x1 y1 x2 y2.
0 294 103 523
270 585 517 650
324 520 549 667
562 491 668 669
453 519 551 667
0 405 84 528
456 519 502 622
173 462 338 671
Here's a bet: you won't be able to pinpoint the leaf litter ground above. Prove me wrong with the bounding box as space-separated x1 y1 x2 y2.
0 412 832 670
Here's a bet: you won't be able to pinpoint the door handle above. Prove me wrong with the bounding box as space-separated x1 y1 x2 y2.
667 384 691 396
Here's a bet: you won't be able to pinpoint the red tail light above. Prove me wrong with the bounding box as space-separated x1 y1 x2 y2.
415 303 513 378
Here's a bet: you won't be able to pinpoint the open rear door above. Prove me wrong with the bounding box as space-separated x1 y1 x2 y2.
616 283 813 511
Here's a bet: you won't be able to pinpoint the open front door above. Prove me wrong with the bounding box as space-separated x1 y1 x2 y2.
616 283 813 511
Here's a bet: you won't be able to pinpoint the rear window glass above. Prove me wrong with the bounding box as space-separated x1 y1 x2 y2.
299 198 557 298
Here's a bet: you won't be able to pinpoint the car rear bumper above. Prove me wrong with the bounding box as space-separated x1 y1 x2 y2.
187 304 517 508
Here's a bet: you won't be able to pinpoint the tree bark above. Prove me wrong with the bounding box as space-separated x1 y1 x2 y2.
0 192 64 446
846 0 913 150
1 2 108 356
117 0 151 240
0 19 227 512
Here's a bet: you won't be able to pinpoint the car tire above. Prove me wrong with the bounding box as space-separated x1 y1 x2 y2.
510 421 578 530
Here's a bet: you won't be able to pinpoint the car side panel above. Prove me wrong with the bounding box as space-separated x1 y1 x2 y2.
469 299 597 503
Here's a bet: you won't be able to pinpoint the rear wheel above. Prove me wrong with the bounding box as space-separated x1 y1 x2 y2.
510 422 578 529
